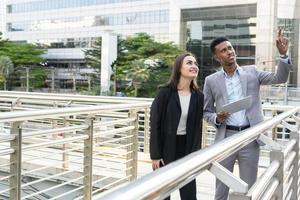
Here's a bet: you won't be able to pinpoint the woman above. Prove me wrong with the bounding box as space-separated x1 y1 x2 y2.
150 52 204 200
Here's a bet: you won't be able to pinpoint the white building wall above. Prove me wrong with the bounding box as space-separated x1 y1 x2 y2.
44 48 85 60
0 0 6 37
256 0 278 71
278 0 300 19
101 32 117 95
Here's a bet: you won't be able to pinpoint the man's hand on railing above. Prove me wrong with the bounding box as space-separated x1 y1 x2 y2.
152 159 165 170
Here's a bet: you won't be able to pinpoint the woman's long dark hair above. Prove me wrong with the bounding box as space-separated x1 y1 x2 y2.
166 52 199 91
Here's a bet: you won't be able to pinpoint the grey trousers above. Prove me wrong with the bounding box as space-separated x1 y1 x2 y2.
215 130 260 200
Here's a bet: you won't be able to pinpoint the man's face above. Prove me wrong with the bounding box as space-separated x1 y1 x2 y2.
213 41 236 67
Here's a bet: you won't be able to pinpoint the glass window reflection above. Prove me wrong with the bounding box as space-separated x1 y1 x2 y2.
184 4 257 85
7 0 143 13
7 10 169 32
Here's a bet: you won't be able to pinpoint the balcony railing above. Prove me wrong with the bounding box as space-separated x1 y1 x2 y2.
0 91 299 199
0 91 151 199
96 107 300 200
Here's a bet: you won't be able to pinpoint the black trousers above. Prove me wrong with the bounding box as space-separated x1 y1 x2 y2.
164 135 197 200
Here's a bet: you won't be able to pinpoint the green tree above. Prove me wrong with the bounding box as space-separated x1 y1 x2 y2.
0 34 46 89
0 56 14 90
114 33 184 97
0 42 45 67
83 37 102 70
83 33 184 97
126 60 150 96
83 37 102 94
29 67 49 89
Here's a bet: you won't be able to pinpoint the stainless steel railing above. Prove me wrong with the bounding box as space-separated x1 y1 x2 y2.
1 91 300 200
0 101 151 199
0 91 295 153
96 107 300 200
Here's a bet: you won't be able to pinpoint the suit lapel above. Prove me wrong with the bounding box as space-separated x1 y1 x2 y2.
239 67 248 97
187 91 196 119
216 71 229 104
173 89 181 110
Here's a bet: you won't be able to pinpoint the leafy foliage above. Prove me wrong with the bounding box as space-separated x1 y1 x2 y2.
0 42 45 67
29 67 49 88
0 31 46 89
0 56 14 75
0 56 14 89
83 37 102 71
113 33 184 97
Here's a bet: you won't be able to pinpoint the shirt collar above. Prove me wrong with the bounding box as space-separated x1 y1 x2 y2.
222 65 242 78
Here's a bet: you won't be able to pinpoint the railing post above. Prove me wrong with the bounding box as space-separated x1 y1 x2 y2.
202 120 208 147
144 108 150 153
289 121 299 200
83 117 94 200
62 116 70 169
270 148 284 200
10 121 22 200
127 109 138 181
271 109 277 140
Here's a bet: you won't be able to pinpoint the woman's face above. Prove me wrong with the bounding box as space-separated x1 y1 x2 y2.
180 56 199 79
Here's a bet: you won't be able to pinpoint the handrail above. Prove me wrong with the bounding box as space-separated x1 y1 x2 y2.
0 102 151 122
283 139 296 157
0 91 152 102
0 92 153 199
95 107 300 200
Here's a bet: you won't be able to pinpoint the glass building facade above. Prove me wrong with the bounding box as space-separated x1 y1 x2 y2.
7 10 169 32
7 0 143 13
182 4 257 85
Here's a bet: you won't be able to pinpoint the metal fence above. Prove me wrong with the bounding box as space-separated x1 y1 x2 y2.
260 86 300 104
0 91 296 153
1 91 300 199
96 107 300 200
0 96 151 199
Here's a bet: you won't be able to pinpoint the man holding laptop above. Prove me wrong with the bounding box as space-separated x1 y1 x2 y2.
203 29 292 200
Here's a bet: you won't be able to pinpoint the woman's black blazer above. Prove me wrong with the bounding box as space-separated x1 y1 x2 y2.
150 85 204 164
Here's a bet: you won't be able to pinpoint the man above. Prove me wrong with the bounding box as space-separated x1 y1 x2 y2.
203 30 292 200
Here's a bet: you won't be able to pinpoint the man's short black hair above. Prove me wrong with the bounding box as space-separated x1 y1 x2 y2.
210 37 229 53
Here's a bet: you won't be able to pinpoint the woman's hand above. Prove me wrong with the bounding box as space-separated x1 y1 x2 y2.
152 159 165 170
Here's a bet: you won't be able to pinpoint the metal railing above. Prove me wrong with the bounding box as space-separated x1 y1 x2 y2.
1 91 300 199
0 91 295 153
95 107 300 200
0 91 152 153
261 86 300 105
0 100 151 199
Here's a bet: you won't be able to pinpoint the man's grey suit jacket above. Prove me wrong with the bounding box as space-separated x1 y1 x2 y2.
203 60 293 142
